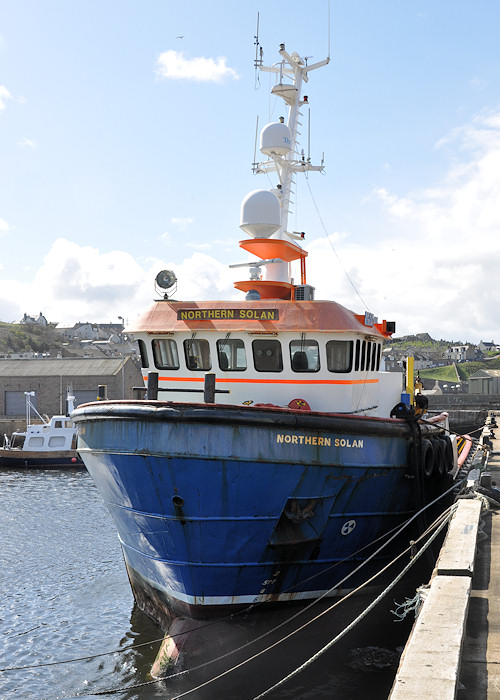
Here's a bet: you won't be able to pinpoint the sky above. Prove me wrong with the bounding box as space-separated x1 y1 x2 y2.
1 1 500 342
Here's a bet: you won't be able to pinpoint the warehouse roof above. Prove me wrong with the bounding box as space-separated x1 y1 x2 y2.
469 369 500 379
0 357 127 378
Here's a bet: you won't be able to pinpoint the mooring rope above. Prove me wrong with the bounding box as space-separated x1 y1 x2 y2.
2 475 462 680
252 507 456 699
59 500 459 698
5 477 464 700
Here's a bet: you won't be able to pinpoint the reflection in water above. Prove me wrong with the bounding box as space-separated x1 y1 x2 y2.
0 468 430 699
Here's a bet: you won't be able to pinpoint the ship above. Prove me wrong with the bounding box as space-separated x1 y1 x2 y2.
0 390 83 468
72 40 459 666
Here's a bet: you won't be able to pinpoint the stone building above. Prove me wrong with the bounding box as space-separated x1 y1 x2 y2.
0 357 143 417
446 345 476 362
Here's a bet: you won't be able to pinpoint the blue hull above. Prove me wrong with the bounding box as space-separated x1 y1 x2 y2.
73 401 452 626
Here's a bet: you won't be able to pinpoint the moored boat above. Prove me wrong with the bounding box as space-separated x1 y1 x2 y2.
72 38 460 666
0 391 83 468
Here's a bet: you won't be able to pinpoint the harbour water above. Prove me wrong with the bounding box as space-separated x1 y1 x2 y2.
0 467 430 699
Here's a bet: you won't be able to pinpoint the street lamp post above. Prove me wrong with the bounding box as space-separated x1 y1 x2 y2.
118 316 125 399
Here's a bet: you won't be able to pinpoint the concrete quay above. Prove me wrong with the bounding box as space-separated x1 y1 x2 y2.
390 414 500 699
458 415 500 699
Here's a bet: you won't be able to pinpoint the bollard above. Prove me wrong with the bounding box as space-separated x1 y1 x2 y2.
204 373 216 403
147 372 159 400
480 472 492 489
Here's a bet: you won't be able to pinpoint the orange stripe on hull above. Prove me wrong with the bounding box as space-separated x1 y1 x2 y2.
143 375 379 386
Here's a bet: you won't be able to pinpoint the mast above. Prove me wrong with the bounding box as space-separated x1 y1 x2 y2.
234 44 329 299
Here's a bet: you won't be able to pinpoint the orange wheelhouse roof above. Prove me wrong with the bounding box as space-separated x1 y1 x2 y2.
129 299 391 338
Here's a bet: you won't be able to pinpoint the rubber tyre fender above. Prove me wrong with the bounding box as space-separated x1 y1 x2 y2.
442 435 454 472
434 438 447 477
421 439 434 478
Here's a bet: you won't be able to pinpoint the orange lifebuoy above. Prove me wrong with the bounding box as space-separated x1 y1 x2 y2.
288 398 311 411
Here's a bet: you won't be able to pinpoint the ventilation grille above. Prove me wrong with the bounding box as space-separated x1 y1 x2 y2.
295 284 315 300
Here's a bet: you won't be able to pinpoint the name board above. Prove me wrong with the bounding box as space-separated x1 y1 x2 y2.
177 308 279 321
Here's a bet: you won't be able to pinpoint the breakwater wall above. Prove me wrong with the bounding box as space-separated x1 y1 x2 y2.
0 418 34 438
428 394 500 431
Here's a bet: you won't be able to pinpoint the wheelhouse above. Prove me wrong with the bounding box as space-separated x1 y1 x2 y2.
129 299 400 416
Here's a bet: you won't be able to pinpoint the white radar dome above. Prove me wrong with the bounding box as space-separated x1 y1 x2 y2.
240 189 281 238
260 122 292 156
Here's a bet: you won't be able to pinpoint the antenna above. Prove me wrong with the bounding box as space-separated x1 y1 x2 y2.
254 12 263 68
327 0 331 59
252 115 259 172
307 110 311 162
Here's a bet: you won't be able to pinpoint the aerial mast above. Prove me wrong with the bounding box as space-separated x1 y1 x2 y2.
233 41 329 300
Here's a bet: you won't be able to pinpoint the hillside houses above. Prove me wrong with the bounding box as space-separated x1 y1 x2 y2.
58 321 123 342
19 311 48 326
383 336 496 373
0 319 143 421
478 340 500 355
382 350 436 373
445 345 477 362
1 316 138 362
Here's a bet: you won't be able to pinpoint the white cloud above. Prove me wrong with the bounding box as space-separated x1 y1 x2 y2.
307 109 500 342
156 50 239 83
166 251 237 300
0 240 237 325
1 108 499 342
184 242 212 250
470 76 488 91
0 217 12 234
171 216 194 230
0 239 150 325
18 137 37 149
0 85 12 111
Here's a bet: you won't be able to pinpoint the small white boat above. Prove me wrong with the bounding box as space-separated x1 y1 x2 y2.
0 391 83 468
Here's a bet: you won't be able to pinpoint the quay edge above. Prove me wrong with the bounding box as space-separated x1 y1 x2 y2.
390 412 500 698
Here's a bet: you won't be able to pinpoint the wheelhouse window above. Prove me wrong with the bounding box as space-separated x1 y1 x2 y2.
152 338 179 370
184 338 211 371
353 339 381 372
137 339 149 368
326 340 353 373
252 339 283 372
289 340 320 372
360 340 366 370
217 338 247 371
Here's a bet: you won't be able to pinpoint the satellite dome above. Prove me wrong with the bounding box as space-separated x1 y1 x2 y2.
260 122 292 156
240 189 281 238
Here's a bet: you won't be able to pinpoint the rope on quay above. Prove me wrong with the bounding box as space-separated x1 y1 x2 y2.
67 502 458 699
